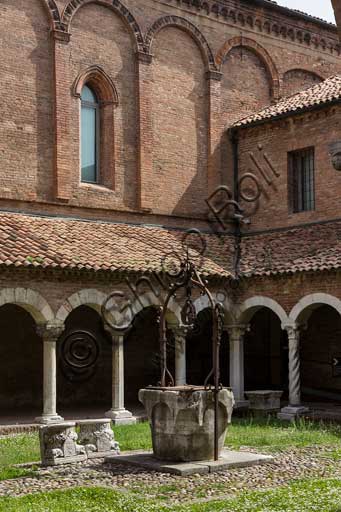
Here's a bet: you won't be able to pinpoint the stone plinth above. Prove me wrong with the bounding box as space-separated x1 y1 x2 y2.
77 419 120 458
39 422 86 466
139 386 234 462
105 449 273 476
245 390 283 412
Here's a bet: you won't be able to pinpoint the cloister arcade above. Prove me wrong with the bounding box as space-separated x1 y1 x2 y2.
1 287 341 424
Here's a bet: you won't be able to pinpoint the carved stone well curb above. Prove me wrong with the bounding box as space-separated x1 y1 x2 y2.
139 387 234 462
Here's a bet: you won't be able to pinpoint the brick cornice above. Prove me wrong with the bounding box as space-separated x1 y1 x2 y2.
163 0 340 57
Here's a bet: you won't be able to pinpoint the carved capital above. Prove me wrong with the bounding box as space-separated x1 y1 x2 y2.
283 324 300 341
206 70 223 81
52 29 70 44
225 324 249 340
37 321 64 342
103 324 124 344
136 51 153 64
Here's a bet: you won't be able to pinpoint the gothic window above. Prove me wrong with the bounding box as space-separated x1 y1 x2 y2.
288 147 315 213
81 85 99 183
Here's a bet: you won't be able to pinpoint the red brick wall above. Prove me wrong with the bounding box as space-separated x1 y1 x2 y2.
1 0 341 224
68 4 138 210
0 0 54 202
238 106 341 230
282 69 324 97
151 27 208 216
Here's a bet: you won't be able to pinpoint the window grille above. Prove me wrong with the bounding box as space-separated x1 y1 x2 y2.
288 147 315 213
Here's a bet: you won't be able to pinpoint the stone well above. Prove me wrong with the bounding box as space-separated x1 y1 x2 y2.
139 386 234 462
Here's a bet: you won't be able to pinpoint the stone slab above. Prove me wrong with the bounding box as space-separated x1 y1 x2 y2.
105 450 273 476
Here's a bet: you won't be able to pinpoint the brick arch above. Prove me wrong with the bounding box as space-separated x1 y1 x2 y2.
72 65 119 105
61 0 144 51
289 293 341 325
236 296 289 326
216 36 280 100
0 288 54 324
194 292 234 325
145 16 216 71
41 0 62 29
283 68 325 81
130 292 181 325
56 289 107 322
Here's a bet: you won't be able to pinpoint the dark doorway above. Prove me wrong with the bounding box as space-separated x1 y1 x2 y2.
186 308 229 387
124 307 173 406
0 304 42 416
57 305 111 414
301 305 341 402
244 308 288 395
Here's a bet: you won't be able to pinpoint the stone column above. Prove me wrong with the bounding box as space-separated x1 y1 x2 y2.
226 324 249 408
105 328 136 425
35 321 64 424
173 326 187 386
278 324 308 420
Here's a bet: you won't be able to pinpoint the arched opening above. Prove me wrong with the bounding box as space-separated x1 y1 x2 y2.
57 305 111 417
301 305 341 403
186 308 229 387
0 304 42 421
124 306 175 407
244 308 288 395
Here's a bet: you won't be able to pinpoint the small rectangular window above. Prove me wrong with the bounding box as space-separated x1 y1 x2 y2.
288 147 315 213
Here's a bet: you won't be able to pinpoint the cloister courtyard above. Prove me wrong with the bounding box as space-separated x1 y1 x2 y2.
0 417 341 511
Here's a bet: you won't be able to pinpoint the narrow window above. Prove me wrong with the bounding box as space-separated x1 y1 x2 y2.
288 147 315 213
81 85 99 183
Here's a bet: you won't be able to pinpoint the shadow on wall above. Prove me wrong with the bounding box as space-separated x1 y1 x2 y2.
24 0 55 200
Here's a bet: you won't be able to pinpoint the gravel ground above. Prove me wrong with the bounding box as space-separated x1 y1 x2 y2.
0 446 340 503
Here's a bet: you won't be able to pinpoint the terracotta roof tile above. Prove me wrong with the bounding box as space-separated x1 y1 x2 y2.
0 211 233 277
0 212 340 280
233 75 341 128
241 221 341 276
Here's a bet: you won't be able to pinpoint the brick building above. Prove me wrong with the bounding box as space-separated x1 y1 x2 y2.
1 0 341 424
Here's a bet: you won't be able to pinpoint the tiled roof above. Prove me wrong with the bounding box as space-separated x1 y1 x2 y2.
241 221 341 276
0 211 340 279
0 211 233 277
234 75 341 128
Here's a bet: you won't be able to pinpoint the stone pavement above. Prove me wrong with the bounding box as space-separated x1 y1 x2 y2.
0 446 340 504
105 449 273 475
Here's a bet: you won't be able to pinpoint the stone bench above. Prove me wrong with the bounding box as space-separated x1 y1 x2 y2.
77 419 120 458
39 422 87 466
245 390 283 413
39 419 120 466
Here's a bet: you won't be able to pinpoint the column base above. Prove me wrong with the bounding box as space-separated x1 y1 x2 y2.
105 408 136 425
35 414 64 425
234 400 250 409
277 405 309 421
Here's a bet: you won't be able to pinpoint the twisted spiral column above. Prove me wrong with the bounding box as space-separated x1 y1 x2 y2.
286 326 301 407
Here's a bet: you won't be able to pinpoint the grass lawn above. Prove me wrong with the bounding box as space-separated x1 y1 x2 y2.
1 417 341 509
1 479 341 512
1 417 341 471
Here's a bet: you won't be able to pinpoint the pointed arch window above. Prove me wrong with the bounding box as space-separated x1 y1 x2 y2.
81 85 99 183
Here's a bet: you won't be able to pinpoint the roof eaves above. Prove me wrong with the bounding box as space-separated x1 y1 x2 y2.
232 96 341 131
243 0 337 31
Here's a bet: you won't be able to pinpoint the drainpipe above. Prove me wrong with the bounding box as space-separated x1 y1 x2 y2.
229 127 242 278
